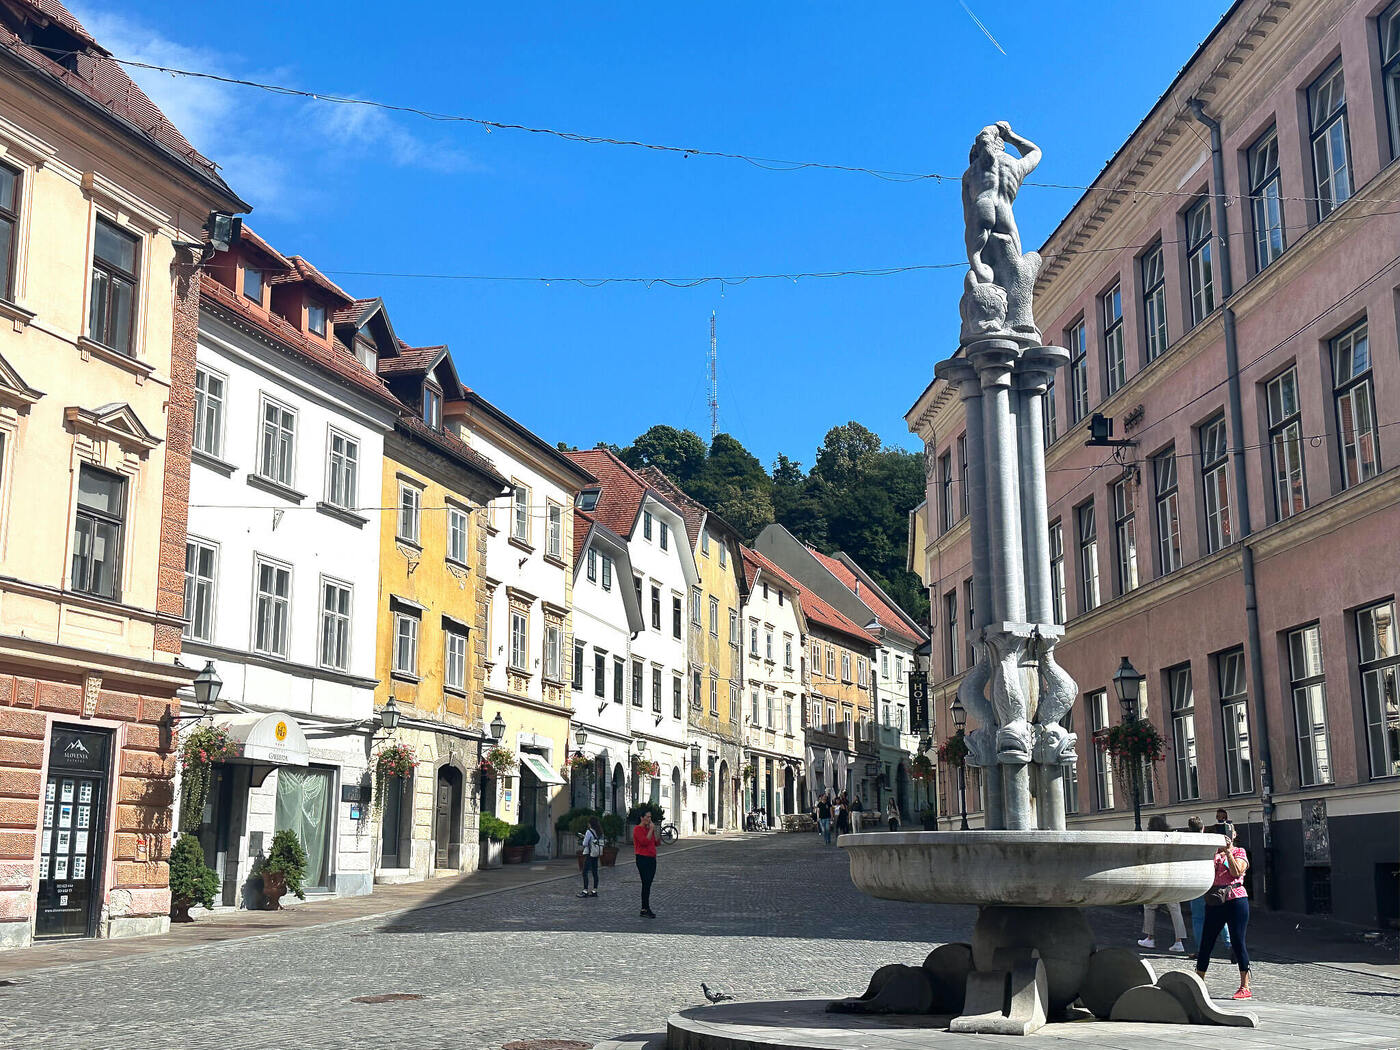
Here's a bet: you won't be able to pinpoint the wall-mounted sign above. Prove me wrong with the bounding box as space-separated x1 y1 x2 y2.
341 784 365 804
909 670 929 733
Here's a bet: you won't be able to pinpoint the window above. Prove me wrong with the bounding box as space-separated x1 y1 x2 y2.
397 483 421 544
957 433 969 519
730 682 740 722
1248 127 1285 271
1088 690 1114 810
674 596 683 639
511 485 529 543
1077 501 1099 613
1332 321 1380 488
964 579 976 670
857 658 868 688
691 588 703 626
709 674 718 716
652 666 662 714
651 584 661 631
765 629 774 662
1309 61 1352 219
71 466 126 599
811 641 820 675
1102 283 1125 394
1043 375 1058 448
785 700 794 734
572 641 584 691
1168 665 1199 801
1153 450 1181 574
841 652 852 682
88 217 139 354
1383 3 1400 159
939 452 954 532
659 521 668 551
259 397 296 487
1112 475 1138 595
391 609 418 676
693 669 703 709
1267 367 1306 520
1186 198 1215 325
601 555 612 591
826 646 835 678
881 651 890 679
422 386 441 430
1141 243 1168 361
719 542 727 567
445 627 467 691
810 701 822 729
643 510 653 541
319 579 352 671
193 367 225 458
1218 648 1253 795
631 659 643 707
586 548 599 582
784 634 794 669
544 623 563 681
766 692 775 728
752 687 762 724
546 502 563 560
895 655 904 680
729 609 739 646
1062 708 1080 815
1048 521 1065 625
614 657 624 704
944 591 958 677
1200 416 1232 553
676 674 684 719
577 488 599 512
1067 320 1089 423
1288 625 1332 787
593 651 606 697
308 301 327 337
243 267 262 304
183 539 216 642
709 596 719 637
0 163 19 299
509 610 528 671
750 620 760 655
701 529 710 556
1357 600 1400 778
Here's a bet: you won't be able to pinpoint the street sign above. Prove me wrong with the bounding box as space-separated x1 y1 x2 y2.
909 670 929 733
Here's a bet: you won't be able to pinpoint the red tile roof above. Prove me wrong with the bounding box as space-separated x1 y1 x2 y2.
740 545 802 596
800 586 878 648
283 256 355 305
806 548 925 646
397 412 508 490
563 448 650 539
333 298 380 326
0 1 243 207
237 225 292 271
379 345 446 376
573 508 594 565
637 466 704 547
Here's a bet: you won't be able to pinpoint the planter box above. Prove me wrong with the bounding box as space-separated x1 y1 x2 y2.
503 846 527 864
601 845 619 867
479 839 504 869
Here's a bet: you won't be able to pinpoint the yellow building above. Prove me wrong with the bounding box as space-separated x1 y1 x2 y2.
0 2 246 949
801 591 879 806
369 333 507 881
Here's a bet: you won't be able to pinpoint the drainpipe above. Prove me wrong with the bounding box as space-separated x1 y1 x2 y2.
1189 99 1277 908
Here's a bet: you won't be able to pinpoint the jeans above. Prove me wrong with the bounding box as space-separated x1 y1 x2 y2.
582 855 599 890
1189 895 1232 948
636 855 657 911
1197 896 1250 974
819 818 831 844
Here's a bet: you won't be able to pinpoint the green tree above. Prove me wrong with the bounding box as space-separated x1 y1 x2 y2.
619 425 708 485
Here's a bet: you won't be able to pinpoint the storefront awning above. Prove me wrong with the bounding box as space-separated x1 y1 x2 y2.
222 712 309 767
518 751 565 786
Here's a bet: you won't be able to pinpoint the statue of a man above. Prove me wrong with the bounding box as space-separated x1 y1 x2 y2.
960 122 1043 344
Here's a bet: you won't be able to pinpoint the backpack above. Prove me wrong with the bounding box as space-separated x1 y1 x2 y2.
583 829 603 858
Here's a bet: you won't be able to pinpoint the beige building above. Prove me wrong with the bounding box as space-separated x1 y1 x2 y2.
0 2 245 947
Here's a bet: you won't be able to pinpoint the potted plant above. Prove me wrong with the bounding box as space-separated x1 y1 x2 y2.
168 833 219 922
259 828 307 909
503 823 540 864
478 814 510 868
937 735 969 768
178 723 238 831
1094 718 1167 796
372 742 417 815
740 762 757 782
600 813 624 866
919 805 940 831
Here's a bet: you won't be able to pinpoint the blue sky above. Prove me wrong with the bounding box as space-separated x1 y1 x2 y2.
77 2 1226 468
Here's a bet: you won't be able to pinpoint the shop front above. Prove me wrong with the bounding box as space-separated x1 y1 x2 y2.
35 725 113 941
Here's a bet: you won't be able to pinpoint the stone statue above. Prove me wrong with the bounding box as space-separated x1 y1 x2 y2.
960 122 1043 346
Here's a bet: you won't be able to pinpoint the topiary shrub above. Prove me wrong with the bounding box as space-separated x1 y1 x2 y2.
506 823 541 848
568 813 595 836
261 828 308 901
555 806 596 834
168 834 219 918
478 814 512 843
600 813 625 844
627 802 665 825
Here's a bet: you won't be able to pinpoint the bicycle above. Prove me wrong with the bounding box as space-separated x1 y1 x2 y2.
660 822 679 845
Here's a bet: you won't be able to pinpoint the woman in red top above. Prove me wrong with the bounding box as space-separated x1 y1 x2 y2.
1195 822 1252 1000
633 810 659 918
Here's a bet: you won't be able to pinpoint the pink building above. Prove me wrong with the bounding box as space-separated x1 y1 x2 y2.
908 0 1400 927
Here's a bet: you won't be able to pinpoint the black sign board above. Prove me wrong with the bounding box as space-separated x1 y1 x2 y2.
36 726 111 939
48 725 110 774
341 783 365 804
909 670 929 733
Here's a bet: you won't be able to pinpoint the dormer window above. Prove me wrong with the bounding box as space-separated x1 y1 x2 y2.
423 386 441 430
243 267 263 304
354 339 377 372
308 302 326 337
577 488 600 512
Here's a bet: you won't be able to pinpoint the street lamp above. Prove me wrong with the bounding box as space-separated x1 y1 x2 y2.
634 737 648 756
574 726 589 750
951 696 969 831
191 660 222 710
489 711 507 743
380 694 400 732
689 742 701 768
1113 656 1146 832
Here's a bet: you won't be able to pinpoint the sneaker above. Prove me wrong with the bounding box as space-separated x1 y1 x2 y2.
1137 937 1156 949
588 890 598 897
1169 941 1186 953
642 908 656 918
1232 988 1252 1000
577 891 591 898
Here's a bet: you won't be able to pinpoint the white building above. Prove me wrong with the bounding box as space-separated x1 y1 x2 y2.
184 232 398 905
564 450 697 828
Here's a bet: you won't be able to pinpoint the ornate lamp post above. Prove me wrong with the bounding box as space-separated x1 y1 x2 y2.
489 711 507 744
1113 656 1146 832
951 697 969 831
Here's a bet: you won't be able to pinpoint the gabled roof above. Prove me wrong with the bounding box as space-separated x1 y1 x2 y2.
396 412 509 492
452 388 595 490
236 226 292 271
64 402 160 453
740 545 801 596
807 547 927 647
800 586 877 648
562 448 654 539
636 466 705 547
379 345 448 377
280 256 355 305
572 508 646 634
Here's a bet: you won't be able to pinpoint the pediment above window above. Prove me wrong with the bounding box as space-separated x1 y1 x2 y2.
0 350 41 412
64 402 161 454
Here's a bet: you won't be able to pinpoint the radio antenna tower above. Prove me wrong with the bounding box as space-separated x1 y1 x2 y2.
707 311 719 440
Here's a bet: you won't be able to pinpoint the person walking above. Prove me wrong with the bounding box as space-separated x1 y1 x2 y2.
1196 822 1252 1000
817 795 833 845
834 794 851 838
1186 817 1232 955
886 798 900 832
633 809 660 919
578 816 603 898
1138 815 1187 951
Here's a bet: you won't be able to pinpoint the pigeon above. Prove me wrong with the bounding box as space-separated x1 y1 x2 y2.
701 983 735 1004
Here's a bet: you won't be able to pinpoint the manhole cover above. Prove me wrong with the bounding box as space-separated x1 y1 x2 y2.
502 1042 591 1050
350 993 425 1004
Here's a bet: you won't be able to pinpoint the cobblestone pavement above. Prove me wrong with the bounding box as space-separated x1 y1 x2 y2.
1 834 1396 1050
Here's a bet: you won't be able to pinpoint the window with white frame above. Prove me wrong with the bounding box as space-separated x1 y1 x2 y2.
326 430 358 510
709 596 719 637
1383 3 1400 160
253 557 291 658
1332 321 1380 488
397 482 421 545
672 595 682 639
700 528 710 556
509 610 528 671
1112 475 1138 596
259 396 296 487
709 673 718 716
810 700 822 729
651 584 661 631
544 623 563 681
730 682 740 721
1077 501 1100 613
319 578 352 671
193 367 225 458
308 301 327 337
1357 600 1400 779
1141 242 1168 361
841 652 851 683
691 588 703 626
857 658 868 687
784 634 793 669
511 485 529 543
719 542 727 567
729 608 739 646
183 539 217 642
1248 127 1285 271
674 673 683 719
631 659 643 708
1168 665 1199 801
825 645 835 678
1048 520 1065 625
392 609 419 676
1267 367 1306 521
1153 449 1181 574
445 627 467 691
652 666 662 713
1219 648 1254 795
1309 60 1352 219
448 505 469 564
895 654 904 680
1288 624 1332 787
243 267 262 304
751 687 761 724
1088 689 1114 810
1200 416 1232 553
692 668 702 709
1102 283 1125 394
1186 198 1215 325
785 699 794 734
546 502 563 559
766 692 775 729
1067 319 1089 424
422 385 441 430
765 628 774 662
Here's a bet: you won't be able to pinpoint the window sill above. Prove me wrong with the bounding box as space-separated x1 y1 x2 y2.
0 297 36 330
247 473 306 505
191 447 237 477
543 553 566 570
507 664 532 677
446 556 470 572
395 537 423 553
253 648 289 662
444 685 467 698
543 675 565 687
508 535 534 554
77 336 156 384
316 501 368 528
390 670 421 684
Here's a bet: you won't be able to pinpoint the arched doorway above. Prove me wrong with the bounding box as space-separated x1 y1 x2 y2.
783 766 795 814
434 765 463 870
611 763 625 815
716 760 729 828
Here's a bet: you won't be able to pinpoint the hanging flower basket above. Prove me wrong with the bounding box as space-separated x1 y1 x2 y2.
910 753 935 782
1094 719 1167 793
179 723 238 831
484 746 518 776
372 743 417 815
633 758 660 778
937 735 969 769
567 752 593 776
740 762 757 781
690 767 709 786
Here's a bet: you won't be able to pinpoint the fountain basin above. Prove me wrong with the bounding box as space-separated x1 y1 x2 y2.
841 831 1221 907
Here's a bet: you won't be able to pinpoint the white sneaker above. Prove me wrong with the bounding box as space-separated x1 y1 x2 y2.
1169 941 1186 953
1137 937 1156 949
